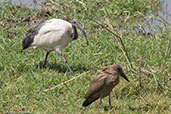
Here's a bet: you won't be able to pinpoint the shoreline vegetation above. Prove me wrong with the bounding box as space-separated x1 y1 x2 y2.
0 0 170 113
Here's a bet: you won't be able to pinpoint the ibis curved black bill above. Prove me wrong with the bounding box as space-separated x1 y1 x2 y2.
77 25 89 45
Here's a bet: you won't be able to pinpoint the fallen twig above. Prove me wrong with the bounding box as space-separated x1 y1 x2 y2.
106 21 136 73
44 71 91 92
138 57 142 87
121 82 131 91
132 63 159 85
86 17 136 74
142 60 157 73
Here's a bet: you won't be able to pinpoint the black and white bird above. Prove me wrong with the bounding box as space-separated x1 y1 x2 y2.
22 19 88 76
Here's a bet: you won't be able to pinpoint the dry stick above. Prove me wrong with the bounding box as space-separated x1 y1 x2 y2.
106 22 137 74
44 62 134 92
132 63 153 75
87 17 136 73
121 82 131 91
161 36 171 72
107 23 134 71
132 63 159 84
142 59 156 73
44 71 90 92
138 57 142 87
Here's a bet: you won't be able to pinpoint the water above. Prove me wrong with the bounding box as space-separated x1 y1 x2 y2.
2 0 171 34
5 0 46 9
137 0 171 33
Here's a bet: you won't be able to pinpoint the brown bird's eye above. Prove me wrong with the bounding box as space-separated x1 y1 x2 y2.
117 68 121 71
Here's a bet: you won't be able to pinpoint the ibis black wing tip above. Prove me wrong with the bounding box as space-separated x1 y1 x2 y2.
22 35 34 50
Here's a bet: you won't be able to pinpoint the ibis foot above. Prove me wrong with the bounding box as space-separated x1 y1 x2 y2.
40 63 46 69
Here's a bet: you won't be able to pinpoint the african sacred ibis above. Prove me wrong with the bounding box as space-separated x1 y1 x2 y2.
22 19 88 76
83 64 129 108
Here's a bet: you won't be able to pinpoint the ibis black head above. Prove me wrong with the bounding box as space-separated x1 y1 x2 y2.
72 19 89 45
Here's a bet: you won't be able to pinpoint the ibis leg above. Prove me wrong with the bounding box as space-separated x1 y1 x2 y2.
59 52 74 76
108 94 112 108
42 51 50 68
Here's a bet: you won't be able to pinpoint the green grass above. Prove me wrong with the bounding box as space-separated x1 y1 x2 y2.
0 0 170 113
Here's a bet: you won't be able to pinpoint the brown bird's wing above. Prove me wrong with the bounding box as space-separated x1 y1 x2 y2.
83 74 107 107
85 74 106 99
97 66 108 73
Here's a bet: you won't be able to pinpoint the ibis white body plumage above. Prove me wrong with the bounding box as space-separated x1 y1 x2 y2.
31 19 72 51
22 18 88 75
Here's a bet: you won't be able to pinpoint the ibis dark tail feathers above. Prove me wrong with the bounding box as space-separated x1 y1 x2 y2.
22 34 34 49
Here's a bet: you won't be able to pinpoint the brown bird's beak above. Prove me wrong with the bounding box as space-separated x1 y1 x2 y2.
119 70 130 82
77 24 89 45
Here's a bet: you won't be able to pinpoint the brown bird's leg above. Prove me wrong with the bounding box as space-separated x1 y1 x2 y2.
42 51 50 68
108 94 112 108
58 51 74 76
99 98 103 108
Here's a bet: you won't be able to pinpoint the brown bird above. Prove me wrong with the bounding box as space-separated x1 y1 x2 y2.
82 64 129 108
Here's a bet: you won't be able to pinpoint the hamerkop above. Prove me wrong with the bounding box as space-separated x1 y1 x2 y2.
82 64 129 107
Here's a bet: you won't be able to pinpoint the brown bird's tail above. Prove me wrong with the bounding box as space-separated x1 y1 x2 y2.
82 98 98 107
